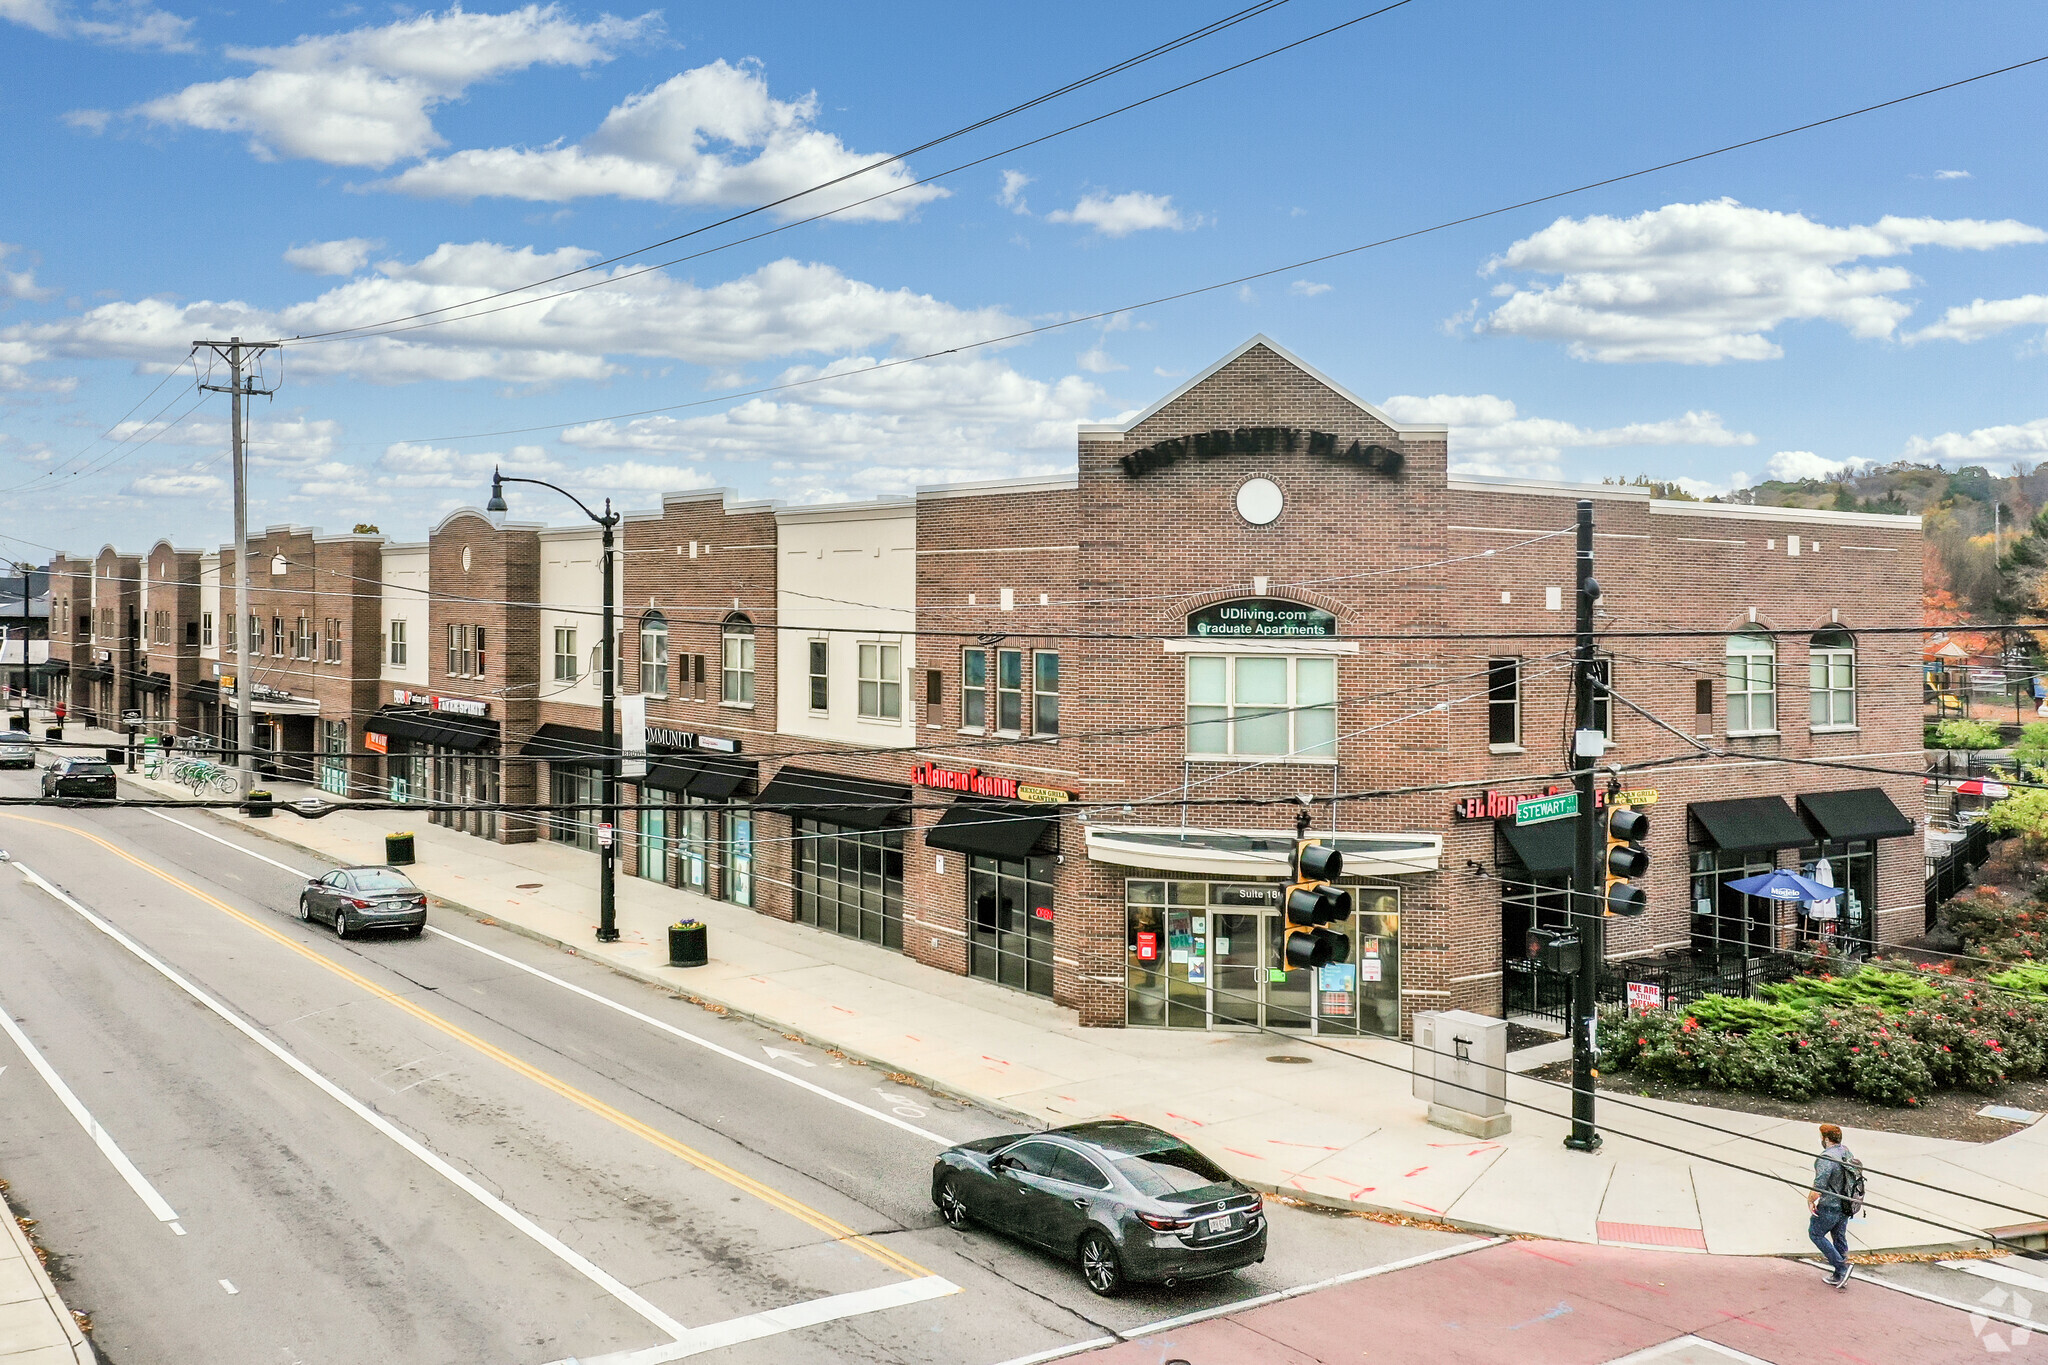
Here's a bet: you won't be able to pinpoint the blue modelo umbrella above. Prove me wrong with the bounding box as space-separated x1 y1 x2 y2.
1725 869 1838 903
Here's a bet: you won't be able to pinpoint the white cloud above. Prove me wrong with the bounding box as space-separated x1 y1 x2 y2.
0 245 55 301
997 170 1032 214
2 0 194 50
0 339 75 393
62 108 109 133
1903 418 2048 466
1766 450 1866 481
105 411 341 468
125 466 225 496
136 4 653 168
1076 346 1125 373
382 58 944 222
1478 198 2047 363
1911 293 2048 345
4 247 1026 388
1936 169 1972 180
1047 190 1191 237
1288 280 1331 297
1377 392 1755 479
283 238 380 275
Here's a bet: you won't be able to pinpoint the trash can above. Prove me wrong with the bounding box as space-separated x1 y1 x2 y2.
105 747 124 765
7 715 24 732
245 788 274 818
385 831 416 866
45 726 62 741
668 920 707 968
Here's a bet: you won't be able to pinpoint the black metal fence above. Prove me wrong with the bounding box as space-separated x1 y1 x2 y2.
1925 820 1994 930
1508 949 1805 1028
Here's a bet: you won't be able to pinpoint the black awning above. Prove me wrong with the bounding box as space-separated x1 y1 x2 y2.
189 679 220 704
1495 816 1577 875
135 672 170 692
366 706 497 752
520 722 612 763
689 753 756 801
1690 795 1811 852
33 660 67 676
754 766 910 828
1798 787 1914 843
925 799 1056 860
639 755 702 793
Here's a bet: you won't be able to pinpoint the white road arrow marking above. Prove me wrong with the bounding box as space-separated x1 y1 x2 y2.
762 1047 816 1068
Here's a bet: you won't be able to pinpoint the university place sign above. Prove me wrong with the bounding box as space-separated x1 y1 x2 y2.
1187 597 1336 639
391 689 489 718
1118 426 1405 479
911 761 1072 804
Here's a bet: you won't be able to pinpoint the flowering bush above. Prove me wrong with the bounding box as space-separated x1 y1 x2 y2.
1937 887 2048 964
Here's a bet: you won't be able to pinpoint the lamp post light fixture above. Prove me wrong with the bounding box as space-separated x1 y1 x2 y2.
487 467 624 943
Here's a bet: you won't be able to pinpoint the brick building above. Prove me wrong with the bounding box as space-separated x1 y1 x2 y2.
138 540 202 737
56 335 1925 1040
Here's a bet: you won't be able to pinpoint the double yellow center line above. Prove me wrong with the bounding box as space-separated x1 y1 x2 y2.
3 814 933 1281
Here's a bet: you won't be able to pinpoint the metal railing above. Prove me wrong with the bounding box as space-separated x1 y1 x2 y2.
1925 820 1994 931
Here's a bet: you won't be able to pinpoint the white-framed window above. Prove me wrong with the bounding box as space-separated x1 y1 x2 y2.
808 639 828 711
325 618 343 663
553 626 577 682
858 641 901 720
1726 630 1777 734
996 648 1024 732
1809 628 1856 729
1487 657 1520 749
962 648 987 729
1186 654 1338 756
639 611 669 696
271 615 284 657
1033 651 1059 735
474 626 486 678
447 622 460 675
389 618 407 667
201 612 213 649
721 614 754 705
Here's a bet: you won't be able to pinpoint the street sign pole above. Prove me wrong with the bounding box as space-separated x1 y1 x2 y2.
1566 499 1603 1153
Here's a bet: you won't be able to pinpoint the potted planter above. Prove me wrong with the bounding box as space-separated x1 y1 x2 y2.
668 919 707 968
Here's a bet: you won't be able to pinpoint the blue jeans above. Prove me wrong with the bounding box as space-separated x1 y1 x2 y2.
1809 1207 1850 1276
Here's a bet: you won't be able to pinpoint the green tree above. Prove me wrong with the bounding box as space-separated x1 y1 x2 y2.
1932 718 2003 750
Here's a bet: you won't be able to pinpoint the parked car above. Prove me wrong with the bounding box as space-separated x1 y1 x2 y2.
298 865 429 939
0 739 34 770
930 1119 1266 1296
40 756 116 798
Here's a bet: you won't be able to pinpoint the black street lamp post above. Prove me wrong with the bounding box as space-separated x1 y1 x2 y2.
487 468 623 943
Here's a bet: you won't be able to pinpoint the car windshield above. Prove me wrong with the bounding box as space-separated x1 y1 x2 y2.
67 762 114 776
353 869 417 892
1109 1146 1234 1199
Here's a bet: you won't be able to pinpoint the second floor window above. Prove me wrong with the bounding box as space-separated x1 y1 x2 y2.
962 648 987 729
389 619 407 667
1033 651 1060 735
858 641 900 720
446 624 484 677
1487 658 1520 748
996 649 1024 732
271 615 283 657
809 640 828 711
1187 654 1338 757
325 618 343 663
201 612 213 648
1810 628 1856 729
639 612 668 696
1726 630 1776 734
721 616 754 704
553 626 577 682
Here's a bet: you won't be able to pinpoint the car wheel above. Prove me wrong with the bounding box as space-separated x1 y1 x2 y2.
937 1178 971 1230
296 896 311 922
333 911 349 940
1078 1231 1124 1298
405 925 424 939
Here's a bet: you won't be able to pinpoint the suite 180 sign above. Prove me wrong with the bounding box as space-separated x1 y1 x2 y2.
1187 598 1336 639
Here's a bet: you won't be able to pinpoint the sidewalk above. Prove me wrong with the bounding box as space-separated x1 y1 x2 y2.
0 1181 94 1364
59 721 2048 1260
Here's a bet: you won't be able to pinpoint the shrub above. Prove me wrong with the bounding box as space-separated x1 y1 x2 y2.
1986 784 2048 857
2016 722 2048 768
1987 963 2048 998
1937 886 2048 963
1933 718 2004 750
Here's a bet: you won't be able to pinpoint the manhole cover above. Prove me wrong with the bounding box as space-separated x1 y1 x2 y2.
1266 1055 1312 1065
516 883 543 890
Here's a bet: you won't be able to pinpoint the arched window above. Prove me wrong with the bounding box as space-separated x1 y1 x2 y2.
721 613 754 705
638 611 669 696
1810 627 1856 729
1725 629 1776 734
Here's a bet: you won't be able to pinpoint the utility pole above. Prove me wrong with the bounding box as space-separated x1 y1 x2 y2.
1566 498 1604 1153
192 337 278 798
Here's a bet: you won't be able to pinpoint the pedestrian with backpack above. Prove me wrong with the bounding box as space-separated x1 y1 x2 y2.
1807 1122 1863 1287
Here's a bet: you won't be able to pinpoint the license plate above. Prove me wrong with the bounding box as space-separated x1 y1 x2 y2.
1205 1214 1233 1234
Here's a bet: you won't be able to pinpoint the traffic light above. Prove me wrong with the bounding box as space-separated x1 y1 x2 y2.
1281 840 1352 971
1604 805 1649 916
1526 925 1582 974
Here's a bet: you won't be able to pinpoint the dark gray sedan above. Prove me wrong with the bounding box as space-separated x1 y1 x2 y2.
298 865 428 939
930 1119 1266 1296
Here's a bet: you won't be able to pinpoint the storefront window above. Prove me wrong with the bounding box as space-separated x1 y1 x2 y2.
967 854 1054 997
550 764 600 850
793 818 903 949
317 719 350 797
1795 839 1874 958
728 813 754 907
637 787 671 881
1690 849 1778 957
1124 879 1399 1035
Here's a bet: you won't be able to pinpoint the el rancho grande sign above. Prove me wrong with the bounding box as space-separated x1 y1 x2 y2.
912 761 1072 804
1118 426 1404 479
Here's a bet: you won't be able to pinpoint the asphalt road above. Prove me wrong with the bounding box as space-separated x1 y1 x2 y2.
0 771 1465 1365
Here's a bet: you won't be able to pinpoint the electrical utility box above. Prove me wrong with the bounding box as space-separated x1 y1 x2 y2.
1411 1009 1510 1138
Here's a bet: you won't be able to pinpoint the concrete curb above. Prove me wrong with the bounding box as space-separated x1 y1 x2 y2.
0 1182 95 1364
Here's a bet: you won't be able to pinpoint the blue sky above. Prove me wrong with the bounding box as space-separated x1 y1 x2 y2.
2 0 2046 551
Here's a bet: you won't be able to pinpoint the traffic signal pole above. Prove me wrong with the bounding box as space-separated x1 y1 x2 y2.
1566 498 1603 1152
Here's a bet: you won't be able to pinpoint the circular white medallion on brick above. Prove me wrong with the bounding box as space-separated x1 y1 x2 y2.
1235 477 1283 526
462 545 471 572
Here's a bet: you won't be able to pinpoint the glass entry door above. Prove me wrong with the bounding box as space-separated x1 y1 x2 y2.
968 855 1055 997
